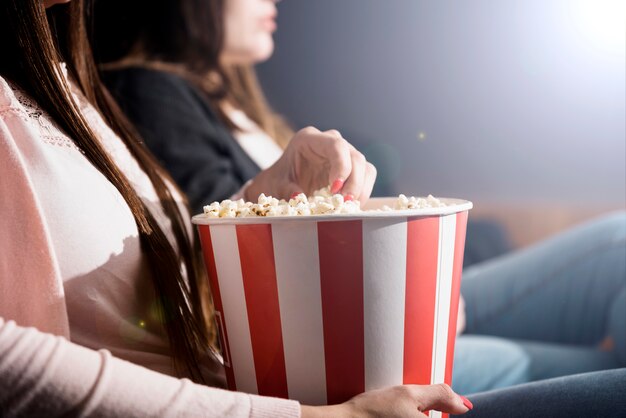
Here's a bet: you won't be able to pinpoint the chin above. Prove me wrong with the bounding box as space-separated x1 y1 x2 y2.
223 38 275 65
254 48 274 63
253 39 275 63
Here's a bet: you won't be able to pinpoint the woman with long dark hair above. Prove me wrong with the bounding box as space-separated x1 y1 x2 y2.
92 0 377 215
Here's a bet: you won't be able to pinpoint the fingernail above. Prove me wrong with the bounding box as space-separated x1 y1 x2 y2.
330 179 344 194
460 395 473 410
290 192 302 199
344 194 355 202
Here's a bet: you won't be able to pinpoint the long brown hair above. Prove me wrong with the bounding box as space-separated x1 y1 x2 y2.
90 0 293 148
0 0 215 383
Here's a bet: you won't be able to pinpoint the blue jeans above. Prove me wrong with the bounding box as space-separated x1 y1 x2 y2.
461 368 626 417
452 212 626 395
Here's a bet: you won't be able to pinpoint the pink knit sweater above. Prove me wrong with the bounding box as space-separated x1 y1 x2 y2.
0 71 300 417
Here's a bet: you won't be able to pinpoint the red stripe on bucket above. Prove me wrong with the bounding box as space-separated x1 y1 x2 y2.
444 211 469 386
318 220 365 404
236 224 288 398
403 216 440 385
198 225 236 390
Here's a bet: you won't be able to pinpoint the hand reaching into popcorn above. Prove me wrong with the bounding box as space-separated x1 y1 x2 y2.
244 127 377 203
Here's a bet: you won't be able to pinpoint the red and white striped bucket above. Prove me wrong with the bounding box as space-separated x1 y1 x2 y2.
193 197 472 416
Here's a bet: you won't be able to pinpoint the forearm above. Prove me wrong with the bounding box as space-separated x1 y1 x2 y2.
300 405 346 418
0 318 299 417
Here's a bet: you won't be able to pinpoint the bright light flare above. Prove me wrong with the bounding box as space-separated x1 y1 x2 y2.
570 0 626 53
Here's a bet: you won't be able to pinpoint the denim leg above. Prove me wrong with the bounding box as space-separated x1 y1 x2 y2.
609 287 626 365
514 339 620 381
461 212 626 364
452 335 530 394
462 368 626 418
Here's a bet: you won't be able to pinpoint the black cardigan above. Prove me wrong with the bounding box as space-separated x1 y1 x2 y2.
103 67 261 215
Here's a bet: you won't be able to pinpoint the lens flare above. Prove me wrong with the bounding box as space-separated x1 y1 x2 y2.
569 0 626 54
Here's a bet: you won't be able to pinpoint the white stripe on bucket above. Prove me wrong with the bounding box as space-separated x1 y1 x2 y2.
430 214 457 418
363 218 408 391
210 224 258 394
272 221 327 405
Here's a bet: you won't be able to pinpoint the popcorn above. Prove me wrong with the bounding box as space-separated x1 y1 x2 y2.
396 194 410 210
331 194 344 208
313 186 333 198
391 194 447 210
202 187 446 218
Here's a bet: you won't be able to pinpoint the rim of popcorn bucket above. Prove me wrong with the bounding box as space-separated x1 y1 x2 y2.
192 197 473 225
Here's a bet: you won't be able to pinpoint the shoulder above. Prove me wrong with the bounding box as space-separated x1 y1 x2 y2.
0 75 80 151
0 75 47 130
104 67 186 90
103 67 209 110
102 67 227 136
102 67 225 128
0 75 50 124
0 75 26 112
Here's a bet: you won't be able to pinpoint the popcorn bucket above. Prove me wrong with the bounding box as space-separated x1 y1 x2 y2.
193 197 472 417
